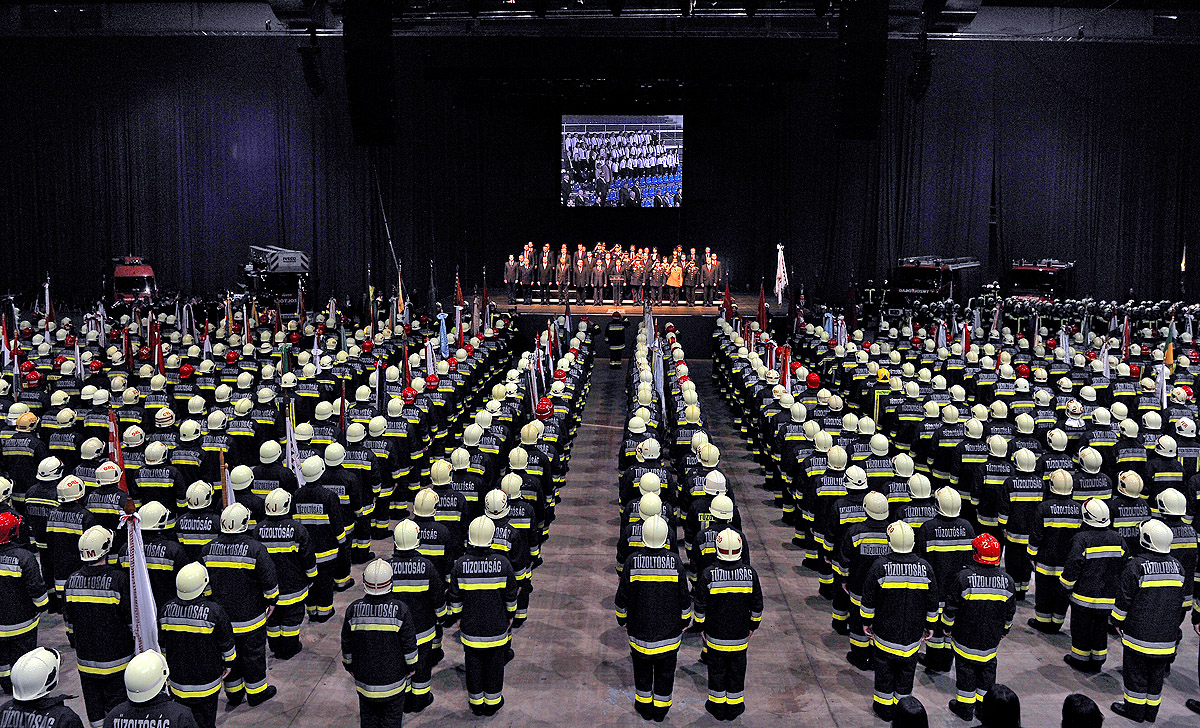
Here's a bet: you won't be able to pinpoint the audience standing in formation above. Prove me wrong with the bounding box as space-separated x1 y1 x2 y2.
713 314 1200 723
0 304 596 727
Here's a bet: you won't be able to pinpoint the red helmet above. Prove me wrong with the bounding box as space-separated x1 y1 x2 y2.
1189 349 1200 364
316 323 327 335
861 341 871 350
1016 333 1026 341
1183 385 1194 401
231 323 243 336
806 372 821 389
401 386 417 403
1015 364 1030 379
447 357 458 371
1129 363 1141 379
19 326 32 340
179 363 195 379
137 346 151 361
424 374 438 389
89 359 104 373
1046 338 1058 350
911 336 922 347
0 513 20 545
568 347 579 357
1085 350 1098 361
791 361 803 373
64 335 77 348
259 312 271 325
666 323 676 333
288 332 301 345
553 369 567 382
361 340 374 354
24 371 41 387
678 375 690 385
53 355 67 370
972 533 1002 565
19 361 35 374
676 360 686 370
225 351 239 365
464 344 475 356
419 316 429 327
535 396 554 420
403 324 412 335
612 311 621 319
827 340 837 350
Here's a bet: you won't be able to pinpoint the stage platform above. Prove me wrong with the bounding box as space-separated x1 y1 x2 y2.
493 292 762 317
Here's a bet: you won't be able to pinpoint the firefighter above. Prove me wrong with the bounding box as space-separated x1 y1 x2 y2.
200 503 279 707
446 516 519 716
157 563 236 728
859 520 939 722
176 482 220 562
0 512 48 694
1060 498 1126 673
117 501 189 610
835 490 891 671
102 649 199 728
341 559 418 728
64 526 133 728
483 490 532 628
256 488 316 660
1028 469 1081 633
0 647 85 728
84 461 126 533
1112 471 1152 555
409 487 459 585
23 459 63 610
606 311 627 368
227 465 266 530
692 528 763 721
1110 519 1186 723
45 474 99 601
614 514 691 722
389 519 446 713
293 455 347 621
252 440 300 498
940 534 1017 722
916 487 976 675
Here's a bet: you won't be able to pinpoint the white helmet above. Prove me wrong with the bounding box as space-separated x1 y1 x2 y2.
508 447 528 471
265 488 292 516
301 455 326 483
639 493 663 521
430 459 452 486
715 529 743 562
1156 435 1178 458
484 489 510 520
11 647 62 701
364 559 393 597
1177 417 1197 439
57 475 86 504
138 501 171 531
699 444 720 468
988 435 1007 459
641 515 669 550
394 519 420 551
78 525 114 562
1081 498 1111 528
500 474 522 500
324 442 346 468
1157 487 1187 517
1139 519 1173 555
1049 469 1074 496
638 473 662 495
176 562 209 601
869 434 889 457
124 649 170 703
467 516 495 548
864 491 889 521
709 494 734 521
260 440 282 464
908 474 931 500
636 438 662 462
229 465 254 492
144 441 169 466
887 521 915 554
1078 447 1102 474
1046 429 1068 452
935 487 962 518
892 454 915 479
704 471 727 496
186 481 213 510
37 456 64 482
1117 470 1144 499
220 503 250 534
844 466 868 491
413 489 437 518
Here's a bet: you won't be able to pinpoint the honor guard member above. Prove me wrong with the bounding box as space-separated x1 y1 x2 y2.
170 421 204 488
390 520 446 713
428 459 468 549
940 534 1017 723
102 650 199 728
45 474 99 600
916 488 976 675
200 503 279 707
614 514 691 721
1074 446 1114 502
0 647 84 728
157 564 236 728
320 442 371 569
1113 471 1152 555
834 491 891 671
117 501 189 609
294 455 347 621
859 521 940 722
253 441 300 499
341 559 418 728
690 495 748 580
692 528 763 721
133 441 188 513
0 513 48 693
1155 487 1198 624
1060 498 1126 673
256 489 317 660
65 526 133 728
1110 520 1186 723
176 483 220 562
975 436 1014 536
446 517 519 716
1028 469 1082 632
897 474 937 530
483 490 532 628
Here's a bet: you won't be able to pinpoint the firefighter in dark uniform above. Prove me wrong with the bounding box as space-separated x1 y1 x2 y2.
102 649 199 728
915 488 976 675
0 512 48 693
446 517 519 716
294 455 347 622
200 503 279 707
614 514 691 722
693 528 763 720
1110 519 1186 723
116 501 190 611
341 559 418 728
606 312 627 368
256 488 317 660
176 483 220 562
940 534 1017 722
1059 498 1126 673
1 647 85 728
859 520 939 722
64 526 133 728
46 475 99 611
157 563 236 728
835 491 891 670
1028 469 1082 633
389 519 446 713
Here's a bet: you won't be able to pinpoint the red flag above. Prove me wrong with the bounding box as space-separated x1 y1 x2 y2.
780 345 791 389
454 273 465 308
722 283 733 322
339 381 347 434
757 282 767 331
481 266 490 311
107 408 129 494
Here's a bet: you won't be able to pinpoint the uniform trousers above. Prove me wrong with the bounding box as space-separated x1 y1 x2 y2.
267 602 306 657
178 694 219 728
359 695 405 728
1120 648 1168 722
0 630 37 693
308 562 336 620
1032 571 1068 628
924 618 954 672
1069 604 1110 663
1004 539 1032 594
871 648 917 718
952 653 996 707
80 671 126 728
631 649 677 718
225 626 269 698
406 642 434 712
705 646 747 719
464 645 506 715
335 543 354 588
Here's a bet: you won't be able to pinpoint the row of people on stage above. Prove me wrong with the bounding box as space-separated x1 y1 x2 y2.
504 242 725 306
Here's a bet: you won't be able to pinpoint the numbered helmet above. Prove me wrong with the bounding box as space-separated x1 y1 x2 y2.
394 519 420 551
78 525 113 562
220 503 251 533
265 488 292 516
972 533 1002 565
887 521 915 554
176 562 209 601
122 426 145 448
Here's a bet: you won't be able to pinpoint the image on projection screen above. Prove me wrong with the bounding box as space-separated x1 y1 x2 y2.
560 115 682 207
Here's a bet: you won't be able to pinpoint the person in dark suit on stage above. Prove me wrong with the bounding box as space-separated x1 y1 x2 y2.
702 254 717 306
648 257 665 306
538 253 554 303
609 255 627 304
561 172 572 206
518 254 534 302
630 255 645 305
595 159 613 208
710 254 723 302
591 255 607 306
573 253 589 304
630 182 643 208
683 258 700 307
618 186 632 208
504 255 519 304
555 255 572 304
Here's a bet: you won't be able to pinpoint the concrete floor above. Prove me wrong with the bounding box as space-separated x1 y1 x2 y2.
37 360 1200 727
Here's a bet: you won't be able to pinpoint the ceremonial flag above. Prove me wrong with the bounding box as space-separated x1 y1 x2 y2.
454 271 465 308
43 277 52 333
375 360 384 412
780 346 791 390
1100 340 1111 379
1122 315 1131 361
774 243 788 307
121 509 160 655
481 266 489 313
722 282 733 322
397 263 405 315
991 303 1002 336
285 408 304 485
368 284 377 338
437 314 449 358
312 332 323 375
757 283 767 332
961 322 971 361
935 320 948 351
455 305 463 349
471 296 481 339
429 261 438 308
1 314 9 369
1158 362 1170 409
1165 318 1177 371
564 299 573 334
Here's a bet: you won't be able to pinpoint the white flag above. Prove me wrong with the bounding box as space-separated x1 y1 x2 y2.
774 243 789 307
1158 363 1170 409
120 512 160 655
312 333 322 375
285 413 305 486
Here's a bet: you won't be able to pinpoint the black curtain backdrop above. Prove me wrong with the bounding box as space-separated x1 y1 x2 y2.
0 37 1197 309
